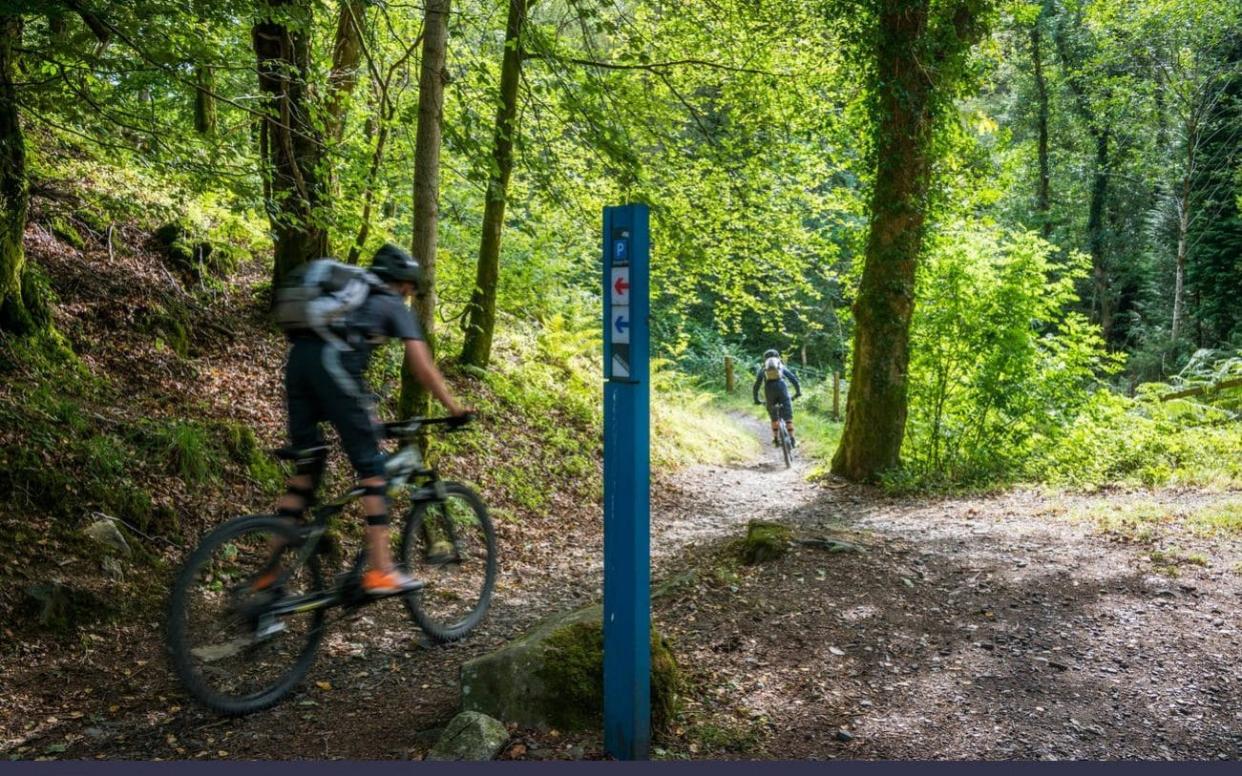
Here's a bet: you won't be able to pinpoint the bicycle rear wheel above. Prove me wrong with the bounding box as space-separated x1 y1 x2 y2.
167 515 326 715
780 424 792 468
399 483 496 642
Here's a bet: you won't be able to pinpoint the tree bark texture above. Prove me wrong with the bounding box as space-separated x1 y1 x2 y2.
194 65 216 135
324 0 366 145
401 0 452 418
1086 127 1112 340
460 0 528 369
830 0 990 482
0 15 32 334
253 0 327 288
1031 13 1051 238
831 0 936 481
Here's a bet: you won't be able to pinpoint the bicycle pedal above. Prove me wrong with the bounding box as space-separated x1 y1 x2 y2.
255 615 287 640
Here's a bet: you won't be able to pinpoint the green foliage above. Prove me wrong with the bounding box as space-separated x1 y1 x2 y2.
1033 388 1242 488
901 226 1116 485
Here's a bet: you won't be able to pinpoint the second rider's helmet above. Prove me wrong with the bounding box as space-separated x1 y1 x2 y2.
763 349 779 359
370 243 424 290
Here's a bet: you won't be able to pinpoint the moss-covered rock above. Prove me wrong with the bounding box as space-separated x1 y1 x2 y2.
740 520 791 565
23 582 111 633
460 605 680 732
49 215 85 250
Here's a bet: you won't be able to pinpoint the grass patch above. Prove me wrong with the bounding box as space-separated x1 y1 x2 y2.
1187 501 1242 537
1075 502 1170 543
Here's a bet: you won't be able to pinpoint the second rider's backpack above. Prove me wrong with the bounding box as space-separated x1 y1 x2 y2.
764 356 784 382
273 259 384 348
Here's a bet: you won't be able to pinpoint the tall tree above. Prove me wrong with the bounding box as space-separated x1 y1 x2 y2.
253 0 327 287
831 0 993 482
460 0 529 369
1030 2 1052 238
401 0 451 417
1053 7 1117 343
0 14 34 334
324 0 367 145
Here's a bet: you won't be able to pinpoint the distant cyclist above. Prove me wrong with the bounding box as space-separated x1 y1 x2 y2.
753 349 802 447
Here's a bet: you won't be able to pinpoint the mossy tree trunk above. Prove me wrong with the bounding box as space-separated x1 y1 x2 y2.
193 65 216 135
460 0 528 369
401 0 451 418
324 0 366 146
253 0 328 289
0 14 34 335
831 0 991 482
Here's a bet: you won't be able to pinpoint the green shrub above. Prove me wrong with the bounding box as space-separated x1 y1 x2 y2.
901 227 1117 486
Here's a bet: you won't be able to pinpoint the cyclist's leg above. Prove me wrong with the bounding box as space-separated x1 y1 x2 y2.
781 398 795 446
318 347 418 592
765 397 781 445
282 342 329 518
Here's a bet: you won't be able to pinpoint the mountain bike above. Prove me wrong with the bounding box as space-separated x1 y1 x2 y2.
775 415 794 469
165 416 496 715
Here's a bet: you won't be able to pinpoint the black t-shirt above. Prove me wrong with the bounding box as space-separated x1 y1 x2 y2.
339 287 423 373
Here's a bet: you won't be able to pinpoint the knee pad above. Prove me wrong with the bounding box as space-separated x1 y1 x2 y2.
295 449 328 485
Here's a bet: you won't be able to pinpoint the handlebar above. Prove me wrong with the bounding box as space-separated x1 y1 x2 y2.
383 414 476 439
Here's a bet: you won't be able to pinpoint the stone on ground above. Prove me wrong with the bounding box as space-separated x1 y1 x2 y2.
460 604 680 731
425 712 509 761
740 520 791 564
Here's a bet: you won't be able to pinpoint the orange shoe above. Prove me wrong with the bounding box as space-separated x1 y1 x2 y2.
251 568 281 593
361 568 425 595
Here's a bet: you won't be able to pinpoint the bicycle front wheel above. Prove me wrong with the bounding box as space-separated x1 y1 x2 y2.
167 515 326 715
399 483 496 642
781 425 792 468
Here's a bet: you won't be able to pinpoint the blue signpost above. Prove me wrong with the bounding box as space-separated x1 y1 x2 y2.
602 204 651 760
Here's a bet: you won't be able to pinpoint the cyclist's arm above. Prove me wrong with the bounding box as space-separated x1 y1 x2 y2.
784 367 802 397
752 369 764 404
404 339 467 416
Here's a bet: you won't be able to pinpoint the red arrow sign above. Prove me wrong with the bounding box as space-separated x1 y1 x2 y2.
614 276 630 296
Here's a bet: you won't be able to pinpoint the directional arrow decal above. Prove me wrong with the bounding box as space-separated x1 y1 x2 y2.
614 276 630 296
615 315 630 334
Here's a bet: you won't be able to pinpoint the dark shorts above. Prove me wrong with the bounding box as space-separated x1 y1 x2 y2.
766 396 793 422
285 339 385 480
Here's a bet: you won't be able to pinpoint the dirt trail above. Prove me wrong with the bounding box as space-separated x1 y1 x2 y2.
4 414 1241 760
658 415 1242 760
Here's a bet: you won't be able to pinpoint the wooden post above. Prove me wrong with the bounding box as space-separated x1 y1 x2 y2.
801 344 807 366
725 356 735 393
832 371 841 421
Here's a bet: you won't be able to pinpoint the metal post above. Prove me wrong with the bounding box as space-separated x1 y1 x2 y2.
602 204 650 760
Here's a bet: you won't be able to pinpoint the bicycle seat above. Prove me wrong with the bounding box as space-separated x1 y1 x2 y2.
272 445 330 462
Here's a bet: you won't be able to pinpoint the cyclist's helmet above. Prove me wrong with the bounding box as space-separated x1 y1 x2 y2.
370 243 423 290
763 349 779 359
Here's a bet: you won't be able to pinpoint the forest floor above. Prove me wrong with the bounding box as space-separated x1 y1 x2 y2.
3 413 1242 760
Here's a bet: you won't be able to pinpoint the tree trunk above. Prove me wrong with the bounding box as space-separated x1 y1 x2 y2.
401 0 452 417
324 0 366 145
194 65 216 135
1031 13 1051 238
1086 127 1112 340
0 15 33 334
253 0 328 288
831 0 937 481
1171 109 1202 347
460 0 528 369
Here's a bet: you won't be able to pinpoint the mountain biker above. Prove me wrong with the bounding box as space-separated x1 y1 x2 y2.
269 244 471 595
753 348 802 448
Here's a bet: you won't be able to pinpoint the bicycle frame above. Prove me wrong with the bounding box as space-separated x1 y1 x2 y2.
259 439 451 617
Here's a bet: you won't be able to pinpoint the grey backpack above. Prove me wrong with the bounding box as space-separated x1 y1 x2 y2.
273 259 384 348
